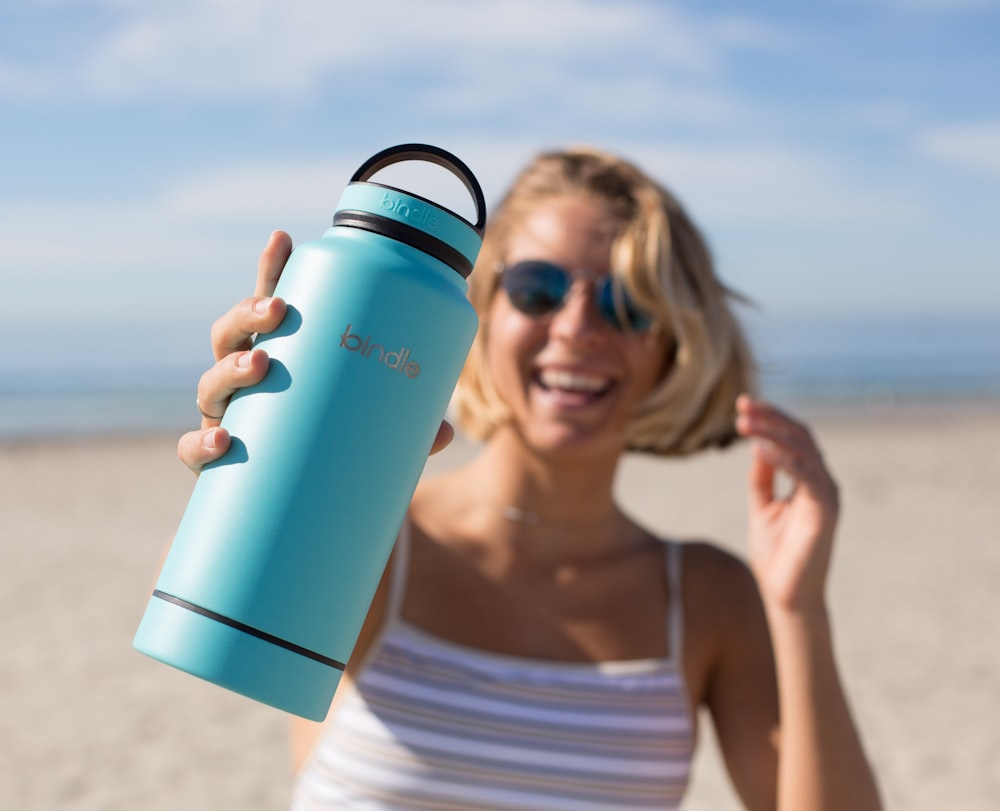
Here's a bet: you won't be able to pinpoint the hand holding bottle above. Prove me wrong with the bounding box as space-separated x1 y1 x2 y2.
178 230 455 475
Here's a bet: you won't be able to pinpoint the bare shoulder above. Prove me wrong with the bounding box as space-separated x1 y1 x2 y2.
675 540 772 707
680 540 762 611
409 467 475 542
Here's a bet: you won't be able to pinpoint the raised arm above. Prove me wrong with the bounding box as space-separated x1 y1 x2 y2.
731 395 882 811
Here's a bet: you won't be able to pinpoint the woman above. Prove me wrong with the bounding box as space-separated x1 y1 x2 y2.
181 148 881 809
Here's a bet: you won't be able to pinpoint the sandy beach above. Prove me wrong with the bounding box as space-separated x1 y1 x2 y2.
2 405 998 811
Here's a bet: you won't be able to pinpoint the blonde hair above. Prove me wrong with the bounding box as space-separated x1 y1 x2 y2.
452 146 756 456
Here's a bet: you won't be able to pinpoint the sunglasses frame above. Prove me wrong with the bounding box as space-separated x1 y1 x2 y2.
497 260 655 333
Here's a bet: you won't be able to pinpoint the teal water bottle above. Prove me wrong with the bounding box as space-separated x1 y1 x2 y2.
134 144 485 720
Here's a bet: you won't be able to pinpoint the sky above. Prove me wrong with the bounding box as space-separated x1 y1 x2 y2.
1 0 999 381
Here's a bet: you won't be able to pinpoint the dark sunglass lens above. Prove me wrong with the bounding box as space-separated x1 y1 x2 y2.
599 278 654 331
503 262 569 316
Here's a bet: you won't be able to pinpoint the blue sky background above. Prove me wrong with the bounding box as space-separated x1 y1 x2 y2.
1 0 999 389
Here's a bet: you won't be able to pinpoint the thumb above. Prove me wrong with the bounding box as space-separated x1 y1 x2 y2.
429 420 455 456
748 442 777 511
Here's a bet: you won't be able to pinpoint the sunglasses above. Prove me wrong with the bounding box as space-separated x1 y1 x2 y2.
499 260 655 332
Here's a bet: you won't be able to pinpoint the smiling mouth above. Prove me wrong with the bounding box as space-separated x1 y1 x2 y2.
536 369 614 397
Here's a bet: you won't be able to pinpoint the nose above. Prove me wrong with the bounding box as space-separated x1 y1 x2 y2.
549 280 606 344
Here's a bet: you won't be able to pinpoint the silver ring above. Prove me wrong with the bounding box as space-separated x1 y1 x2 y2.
197 399 224 421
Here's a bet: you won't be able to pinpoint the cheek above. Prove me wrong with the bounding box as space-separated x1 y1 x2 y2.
627 335 674 396
487 295 548 353
483 301 539 397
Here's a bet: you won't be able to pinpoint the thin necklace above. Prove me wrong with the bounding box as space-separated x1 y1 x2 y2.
500 505 542 526
499 504 618 529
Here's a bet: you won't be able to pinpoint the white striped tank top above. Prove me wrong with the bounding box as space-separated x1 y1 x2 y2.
292 527 694 811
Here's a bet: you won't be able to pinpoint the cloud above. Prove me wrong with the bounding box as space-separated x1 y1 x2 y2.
1 136 923 320
917 122 1000 176
709 14 801 50
7 0 792 114
0 139 534 327
0 60 55 99
623 142 922 227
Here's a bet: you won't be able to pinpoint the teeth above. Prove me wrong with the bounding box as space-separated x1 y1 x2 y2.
539 369 609 392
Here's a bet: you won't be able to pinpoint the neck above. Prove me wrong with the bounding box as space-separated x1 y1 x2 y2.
459 427 631 559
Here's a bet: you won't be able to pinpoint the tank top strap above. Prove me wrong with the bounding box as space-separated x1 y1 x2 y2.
664 540 685 665
385 517 413 622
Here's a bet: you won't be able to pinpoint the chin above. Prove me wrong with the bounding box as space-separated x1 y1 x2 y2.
521 424 625 461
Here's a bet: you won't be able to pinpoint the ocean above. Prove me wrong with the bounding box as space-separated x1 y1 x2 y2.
741 311 1000 413
1 312 998 441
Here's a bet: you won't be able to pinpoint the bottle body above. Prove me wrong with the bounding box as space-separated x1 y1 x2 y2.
134 149 483 719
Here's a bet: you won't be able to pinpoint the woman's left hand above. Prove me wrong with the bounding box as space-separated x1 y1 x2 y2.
735 395 840 614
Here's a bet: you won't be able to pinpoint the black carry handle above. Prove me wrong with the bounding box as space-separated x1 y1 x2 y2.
350 144 487 235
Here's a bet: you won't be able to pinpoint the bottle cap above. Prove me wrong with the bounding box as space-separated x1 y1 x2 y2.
333 144 486 278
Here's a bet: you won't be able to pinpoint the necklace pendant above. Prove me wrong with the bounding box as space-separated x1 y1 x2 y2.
501 505 541 526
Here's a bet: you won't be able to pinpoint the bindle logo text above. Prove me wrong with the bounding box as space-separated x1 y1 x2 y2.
379 192 439 229
339 325 421 379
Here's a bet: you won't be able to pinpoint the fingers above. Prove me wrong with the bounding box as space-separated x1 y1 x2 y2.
182 407 453 479
180 231 293 473
177 426 231 474
209 295 287 361
429 420 455 455
209 233 291 361
256 230 293 298
735 395 838 507
746 443 777 510
736 395 813 475
195 348 272 427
